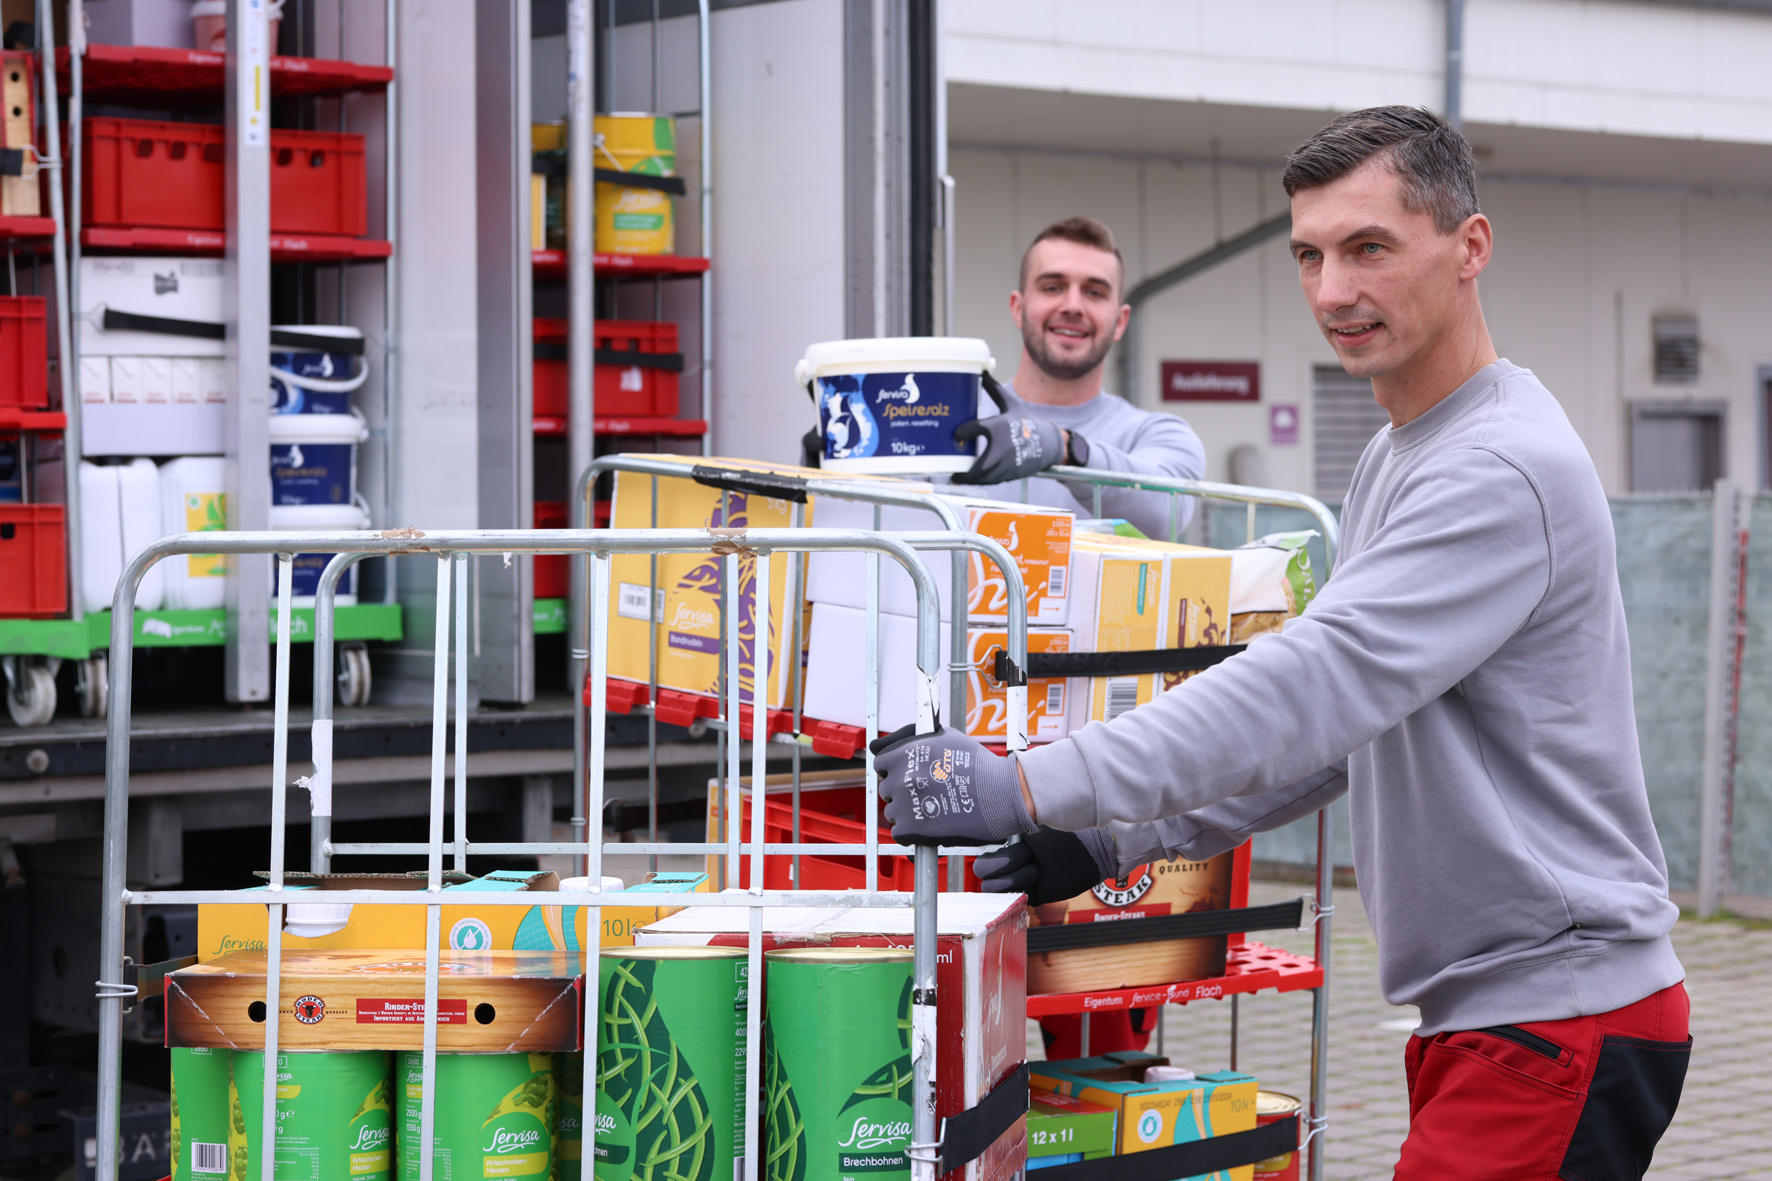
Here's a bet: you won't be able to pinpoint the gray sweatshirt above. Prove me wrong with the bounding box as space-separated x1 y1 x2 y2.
963 382 1206 540
1018 360 1683 1035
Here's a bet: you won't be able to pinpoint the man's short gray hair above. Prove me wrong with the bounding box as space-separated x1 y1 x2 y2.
1282 106 1479 234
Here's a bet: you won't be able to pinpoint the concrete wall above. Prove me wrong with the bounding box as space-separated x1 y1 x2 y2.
945 0 1772 148
949 145 1772 496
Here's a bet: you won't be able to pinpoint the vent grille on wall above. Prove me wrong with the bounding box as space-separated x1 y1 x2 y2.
1312 365 1390 501
1654 315 1700 383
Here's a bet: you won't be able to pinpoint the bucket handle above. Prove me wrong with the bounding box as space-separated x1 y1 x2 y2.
272 354 369 395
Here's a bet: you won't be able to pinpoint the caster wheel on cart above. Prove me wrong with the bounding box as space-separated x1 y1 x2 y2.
76 653 108 719
337 645 372 708
3 657 57 727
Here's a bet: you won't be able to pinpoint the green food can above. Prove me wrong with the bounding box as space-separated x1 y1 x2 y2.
395 1051 555 1180
171 1047 233 1180
763 947 913 1181
229 1049 393 1181
554 1052 584 1180
594 946 748 1181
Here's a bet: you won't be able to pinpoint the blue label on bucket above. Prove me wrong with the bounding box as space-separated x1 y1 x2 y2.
270 350 358 415
817 370 978 462
270 442 355 505
286 551 354 598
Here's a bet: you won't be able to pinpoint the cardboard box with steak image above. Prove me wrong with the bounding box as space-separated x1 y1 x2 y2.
1028 847 1240 996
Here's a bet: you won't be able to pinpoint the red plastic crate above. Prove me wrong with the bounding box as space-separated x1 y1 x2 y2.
82 117 367 236
533 319 681 419
269 128 368 236
734 786 982 893
0 297 46 410
534 500 568 599
0 504 66 617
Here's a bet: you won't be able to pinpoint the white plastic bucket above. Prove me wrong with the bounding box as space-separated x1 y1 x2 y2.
159 456 228 610
79 459 166 613
796 336 996 474
268 500 372 605
269 324 368 415
268 410 366 506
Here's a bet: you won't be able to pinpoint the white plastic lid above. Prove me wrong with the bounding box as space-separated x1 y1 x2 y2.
190 1 228 15
284 901 353 939
1142 1065 1196 1083
267 410 368 445
272 323 364 346
268 502 371 530
796 336 994 385
559 876 626 892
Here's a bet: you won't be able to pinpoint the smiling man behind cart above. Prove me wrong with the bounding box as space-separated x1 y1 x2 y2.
875 106 1690 1180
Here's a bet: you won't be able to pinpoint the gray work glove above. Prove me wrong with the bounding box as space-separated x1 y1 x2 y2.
974 827 1118 905
871 723 1037 846
951 415 1065 485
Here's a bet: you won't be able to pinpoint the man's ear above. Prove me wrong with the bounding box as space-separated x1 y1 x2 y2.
1459 213 1494 282
1009 288 1025 332
1111 302 1131 343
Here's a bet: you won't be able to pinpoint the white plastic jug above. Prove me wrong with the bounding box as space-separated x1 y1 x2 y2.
159 456 228 610
79 459 166 614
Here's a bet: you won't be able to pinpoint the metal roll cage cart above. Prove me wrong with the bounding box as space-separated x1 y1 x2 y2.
92 525 1029 1181
572 459 1345 1178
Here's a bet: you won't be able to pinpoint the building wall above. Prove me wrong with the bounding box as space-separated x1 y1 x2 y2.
945 0 1772 148
950 145 1772 496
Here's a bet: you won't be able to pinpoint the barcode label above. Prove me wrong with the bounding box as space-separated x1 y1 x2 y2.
1043 681 1065 714
617 582 662 622
1047 564 1067 597
1103 677 1140 721
192 1142 227 1175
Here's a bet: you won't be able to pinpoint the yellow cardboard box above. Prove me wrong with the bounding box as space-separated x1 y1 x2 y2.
1067 535 1169 727
1088 536 1233 692
1031 1054 1256 1177
196 871 707 961
608 456 813 707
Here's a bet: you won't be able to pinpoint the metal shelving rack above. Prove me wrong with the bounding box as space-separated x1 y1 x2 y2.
14 0 406 719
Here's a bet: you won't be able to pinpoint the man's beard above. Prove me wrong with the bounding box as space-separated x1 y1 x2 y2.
1023 318 1113 381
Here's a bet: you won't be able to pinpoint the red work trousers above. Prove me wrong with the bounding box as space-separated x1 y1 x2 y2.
1396 982 1691 1180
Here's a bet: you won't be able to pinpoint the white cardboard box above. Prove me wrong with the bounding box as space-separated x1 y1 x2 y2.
108 356 143 404
139 357 172 404
170 357 202 404
79 356 111 404
807 491 1073 625
79 257 226 357
637 892 1029 1181
199 357 228 403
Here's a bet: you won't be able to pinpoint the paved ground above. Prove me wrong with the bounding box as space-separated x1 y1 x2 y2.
1030 879 1772 1179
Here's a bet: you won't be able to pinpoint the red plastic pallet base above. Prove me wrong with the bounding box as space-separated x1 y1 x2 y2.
589 677 798 738
1023 942 1323 1017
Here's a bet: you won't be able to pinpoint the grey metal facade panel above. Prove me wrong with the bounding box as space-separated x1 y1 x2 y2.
476 0 538 704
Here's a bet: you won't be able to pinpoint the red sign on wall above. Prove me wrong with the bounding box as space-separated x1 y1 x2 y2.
1160 360 1260 402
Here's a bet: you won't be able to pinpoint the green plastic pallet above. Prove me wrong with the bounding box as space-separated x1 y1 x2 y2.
0 603 404 659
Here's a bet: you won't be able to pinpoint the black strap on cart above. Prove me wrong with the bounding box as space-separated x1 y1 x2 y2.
1034 1115 1299 1181
996 645 1248 683
97 308 368 355
690 464 812 503
938 1063 1030 1174
1025 898 1305 954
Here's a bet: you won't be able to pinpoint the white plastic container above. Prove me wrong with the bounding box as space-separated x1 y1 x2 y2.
267 410 367 506
159 456 228 610
795 336 996 474
79 459 166 614
269 324 368 414
190 0 282 54
268 500 371 605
